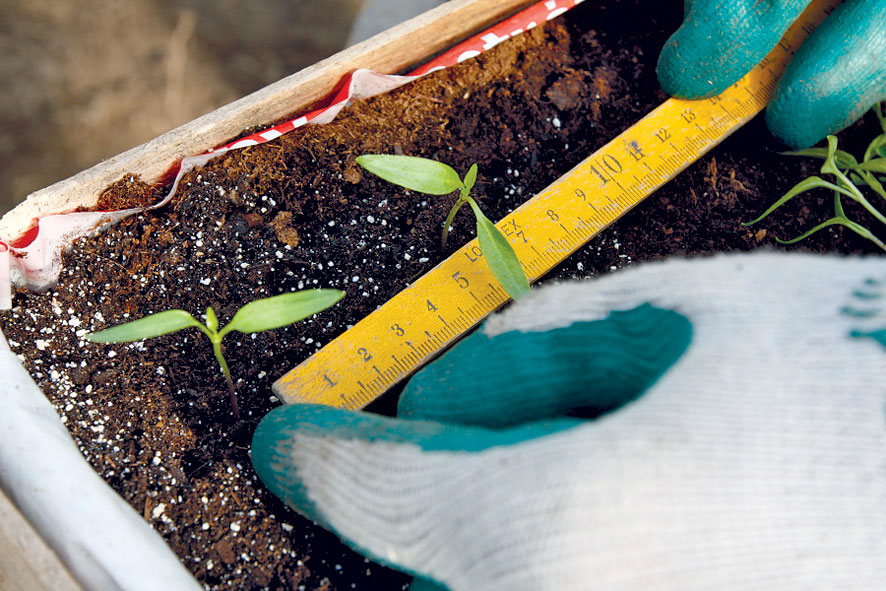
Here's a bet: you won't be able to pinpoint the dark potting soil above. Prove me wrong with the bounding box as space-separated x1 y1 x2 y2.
3 1 883 590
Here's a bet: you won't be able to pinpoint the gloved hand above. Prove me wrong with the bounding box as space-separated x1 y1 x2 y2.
657 0 886 148
253 252 886 591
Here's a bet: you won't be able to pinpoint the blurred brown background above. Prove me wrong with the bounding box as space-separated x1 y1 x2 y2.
0 0 366 216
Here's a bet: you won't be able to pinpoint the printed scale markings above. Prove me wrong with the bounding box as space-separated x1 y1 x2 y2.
274 0 838 407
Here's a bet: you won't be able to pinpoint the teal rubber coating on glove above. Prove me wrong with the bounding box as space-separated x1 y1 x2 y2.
251 403 585 564
398 303 692 428
657 0 811 99
766 0 886 148
251 403 590 588
251 404 481 585
409 578 449 591
254 404 582 477
850 328 886 349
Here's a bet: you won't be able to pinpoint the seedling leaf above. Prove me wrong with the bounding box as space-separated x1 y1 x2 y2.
775 217 846 245
206 306 219 332
845 219 886 250
468 199 530 299
222 290 345 335
781 147 857 168
850 170 886 200
777 216 886 251
820 136 846 178
86 310 201 343
356 155 463 195
851 158 886 173
864 134 886 161
463 163 478 191
743 176 852 226
865 173 886 200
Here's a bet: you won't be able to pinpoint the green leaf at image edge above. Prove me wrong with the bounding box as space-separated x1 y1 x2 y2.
222 290 345 335
86 309 202 343
356 154 463 195
852 158 886 174
468 201 530 300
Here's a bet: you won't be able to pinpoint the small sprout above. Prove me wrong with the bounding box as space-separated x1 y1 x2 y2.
356 154 530 299
86 290 345 418
744 103 886 251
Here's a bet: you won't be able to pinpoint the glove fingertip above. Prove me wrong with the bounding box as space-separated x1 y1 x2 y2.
656 37 722 99
765 0 886 149
657 0 812 100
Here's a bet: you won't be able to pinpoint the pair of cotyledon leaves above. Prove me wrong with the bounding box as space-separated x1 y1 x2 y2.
356 154 530 300
86 290 345 344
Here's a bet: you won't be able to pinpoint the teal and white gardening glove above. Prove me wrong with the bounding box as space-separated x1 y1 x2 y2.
657 0 886 148
253 252 886 591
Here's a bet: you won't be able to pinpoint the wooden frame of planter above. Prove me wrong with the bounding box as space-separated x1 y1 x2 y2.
0 2 536 589
0 488 81 591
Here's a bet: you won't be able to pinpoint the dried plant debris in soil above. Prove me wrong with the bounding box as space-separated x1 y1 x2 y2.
2 1 882 590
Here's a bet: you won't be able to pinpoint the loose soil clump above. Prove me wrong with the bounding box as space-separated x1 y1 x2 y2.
2 1 880 590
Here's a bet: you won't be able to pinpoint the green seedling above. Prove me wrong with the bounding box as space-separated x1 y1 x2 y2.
356 154 530 299
744 102 886 250
86 290 345 418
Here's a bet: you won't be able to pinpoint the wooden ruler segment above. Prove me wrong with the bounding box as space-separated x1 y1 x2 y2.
274 0 839 407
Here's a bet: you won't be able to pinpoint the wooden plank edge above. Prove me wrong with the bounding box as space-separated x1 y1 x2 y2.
0 487 83 591
0 0 536 244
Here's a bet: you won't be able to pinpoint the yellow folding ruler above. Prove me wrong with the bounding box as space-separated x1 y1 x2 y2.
274 0 838 407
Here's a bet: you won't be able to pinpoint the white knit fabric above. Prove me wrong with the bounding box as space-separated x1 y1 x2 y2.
290 252 886 590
